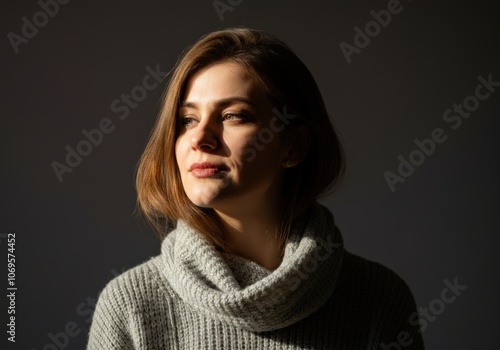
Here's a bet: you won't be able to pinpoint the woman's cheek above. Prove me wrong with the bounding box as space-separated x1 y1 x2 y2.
177 137 192 162
238 133 260 164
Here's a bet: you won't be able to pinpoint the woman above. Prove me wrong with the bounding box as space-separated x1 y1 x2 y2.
87 27 424 349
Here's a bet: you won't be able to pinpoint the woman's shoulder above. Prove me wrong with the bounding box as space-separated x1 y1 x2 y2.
87 255 176 348
97 255 171 303
90 254 177 325
330 249 424 346
337 250 417 301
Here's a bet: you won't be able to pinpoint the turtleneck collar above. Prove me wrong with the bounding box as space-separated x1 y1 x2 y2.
158 202 344 332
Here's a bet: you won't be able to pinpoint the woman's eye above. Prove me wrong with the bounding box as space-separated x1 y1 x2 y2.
180 116 196 126
222 113 248 121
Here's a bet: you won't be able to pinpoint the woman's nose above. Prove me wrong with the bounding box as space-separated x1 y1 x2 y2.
190 119 219 151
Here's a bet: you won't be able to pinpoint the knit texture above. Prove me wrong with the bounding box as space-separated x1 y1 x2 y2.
87 203 425 349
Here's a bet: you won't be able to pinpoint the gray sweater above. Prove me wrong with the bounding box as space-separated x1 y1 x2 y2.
87 203 424 349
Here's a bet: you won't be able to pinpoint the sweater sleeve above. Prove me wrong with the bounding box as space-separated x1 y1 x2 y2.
370 261 425 349
334 251 425 349
86 258 177 349
380 271 424 350
86 276 136 350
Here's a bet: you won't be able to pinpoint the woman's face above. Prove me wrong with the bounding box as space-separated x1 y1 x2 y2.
175 61 293 214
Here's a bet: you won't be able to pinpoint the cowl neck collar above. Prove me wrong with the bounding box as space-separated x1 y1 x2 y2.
159 202 344 332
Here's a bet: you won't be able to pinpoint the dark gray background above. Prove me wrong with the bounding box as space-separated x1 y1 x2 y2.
1 0 499 348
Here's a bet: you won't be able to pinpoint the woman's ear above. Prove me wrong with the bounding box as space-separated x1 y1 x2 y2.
281 124 311 167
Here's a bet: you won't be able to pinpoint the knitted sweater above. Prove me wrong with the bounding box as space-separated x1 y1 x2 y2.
87 203 425 349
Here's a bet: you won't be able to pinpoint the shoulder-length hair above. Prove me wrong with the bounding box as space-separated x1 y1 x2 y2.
136 27 346 251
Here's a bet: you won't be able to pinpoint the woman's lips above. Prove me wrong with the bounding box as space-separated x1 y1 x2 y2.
189 162 228 178
191 168 222 177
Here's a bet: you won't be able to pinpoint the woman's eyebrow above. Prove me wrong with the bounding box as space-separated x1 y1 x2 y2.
180 97 257 109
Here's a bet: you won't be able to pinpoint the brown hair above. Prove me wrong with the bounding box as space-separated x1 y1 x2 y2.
135 27 346 251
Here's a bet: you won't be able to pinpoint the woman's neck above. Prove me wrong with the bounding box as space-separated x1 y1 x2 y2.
215 203 284 271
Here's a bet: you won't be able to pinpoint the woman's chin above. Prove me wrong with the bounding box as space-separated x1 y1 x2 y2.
186 182 232 207
188 193 223 209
